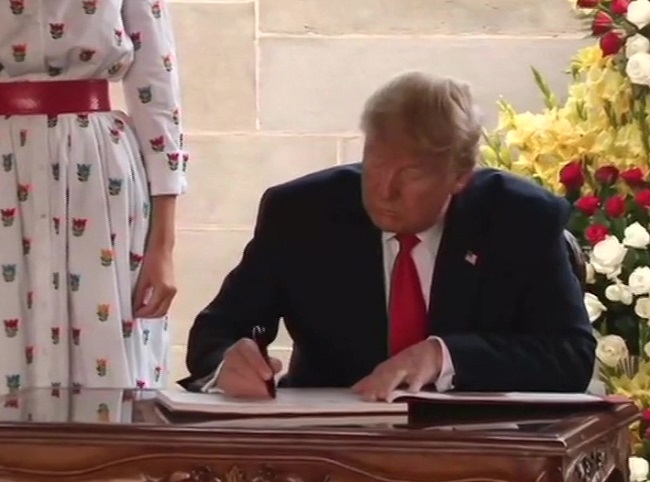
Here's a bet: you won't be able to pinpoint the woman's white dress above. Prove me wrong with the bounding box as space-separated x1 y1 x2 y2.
0 0 187 412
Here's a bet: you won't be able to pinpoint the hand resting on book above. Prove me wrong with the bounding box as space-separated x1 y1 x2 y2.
352 338 443 401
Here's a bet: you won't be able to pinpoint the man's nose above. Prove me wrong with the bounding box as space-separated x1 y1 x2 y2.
377 172 399 200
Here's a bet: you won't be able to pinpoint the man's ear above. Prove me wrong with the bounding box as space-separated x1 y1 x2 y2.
452 170 473 194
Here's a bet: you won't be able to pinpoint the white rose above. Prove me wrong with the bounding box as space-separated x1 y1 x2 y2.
585 293 607 322
630 456 650 482
605 283 634 305
596 334 629 368
627 52 650 86
627 34 650 57
624 222 650 248
590 236 627 278
586 263 596 284
636 297 650 318
630 267 650 295
628 0 650 28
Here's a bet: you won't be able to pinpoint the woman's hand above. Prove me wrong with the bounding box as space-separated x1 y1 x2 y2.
134 194 178 318
133 247 177 318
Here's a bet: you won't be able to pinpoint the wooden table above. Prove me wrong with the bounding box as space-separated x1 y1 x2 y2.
0 388 640 482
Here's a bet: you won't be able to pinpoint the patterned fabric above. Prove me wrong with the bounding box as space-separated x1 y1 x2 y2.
0 388 142 424
0 0 187 397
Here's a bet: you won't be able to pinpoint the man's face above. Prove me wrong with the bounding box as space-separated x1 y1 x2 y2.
361 136 470 233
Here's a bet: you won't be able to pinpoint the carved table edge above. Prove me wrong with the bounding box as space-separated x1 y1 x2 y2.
0 454 533 482
148 464 524 482
0 427 572 456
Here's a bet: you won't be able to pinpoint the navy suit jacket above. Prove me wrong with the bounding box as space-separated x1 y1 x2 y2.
180 164 596 392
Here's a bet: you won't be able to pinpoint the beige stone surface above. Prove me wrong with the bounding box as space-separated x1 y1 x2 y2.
169 227 293 379
259 0 585 35
177 134 338 226
169 345 188 385
169 229 253 343
269 346 293 374
339 137 364 165
169 1 256 131
259 37 590 133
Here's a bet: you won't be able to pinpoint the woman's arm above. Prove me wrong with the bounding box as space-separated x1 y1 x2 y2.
121 0 187 316
149 195 177 252
121 0 187 197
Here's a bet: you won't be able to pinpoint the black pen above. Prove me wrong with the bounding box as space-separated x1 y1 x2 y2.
252 325 277 398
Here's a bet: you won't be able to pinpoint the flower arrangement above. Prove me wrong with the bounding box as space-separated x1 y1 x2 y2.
484 0 650 191
482 0 650 474
561 163 650 354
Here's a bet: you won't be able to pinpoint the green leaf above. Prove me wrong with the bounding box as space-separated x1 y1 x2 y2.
603 100 618 129
531 175 544 186
592 209 610 226
531 66 558 109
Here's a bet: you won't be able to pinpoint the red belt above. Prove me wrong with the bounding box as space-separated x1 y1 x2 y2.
0 79 111 116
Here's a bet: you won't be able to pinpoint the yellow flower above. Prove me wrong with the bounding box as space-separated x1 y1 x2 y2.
574 45 609 72
485 41 650 195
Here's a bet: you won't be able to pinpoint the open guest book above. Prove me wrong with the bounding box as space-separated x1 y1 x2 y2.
155 388 618 417
156 388 406 416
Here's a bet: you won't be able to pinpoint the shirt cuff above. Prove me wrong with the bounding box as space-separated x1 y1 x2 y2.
428 336 455 392
144 151 189 196
200 361 225 393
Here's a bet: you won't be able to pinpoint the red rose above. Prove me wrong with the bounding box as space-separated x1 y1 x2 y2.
594 165 619 185
559 161 585 191
621 167 645 186
637 188 650 207
575 195 601 215
585 224 610 245
605 195 626 217
643 408 650 421
593 11 614 35
600 31 624 56
612 0 631 14
577 0 600 6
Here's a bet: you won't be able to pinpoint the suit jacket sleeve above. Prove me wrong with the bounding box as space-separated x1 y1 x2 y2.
178 188 285 390
441 199 596 392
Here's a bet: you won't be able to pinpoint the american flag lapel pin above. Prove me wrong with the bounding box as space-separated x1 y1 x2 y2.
464 251 478 265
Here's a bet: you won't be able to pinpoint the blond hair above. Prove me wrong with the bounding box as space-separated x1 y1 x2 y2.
360 72 482 174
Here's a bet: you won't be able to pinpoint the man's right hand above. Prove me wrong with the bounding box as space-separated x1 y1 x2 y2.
215 338 282 398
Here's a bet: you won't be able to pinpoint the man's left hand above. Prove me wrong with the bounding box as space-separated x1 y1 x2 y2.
352 339 442 401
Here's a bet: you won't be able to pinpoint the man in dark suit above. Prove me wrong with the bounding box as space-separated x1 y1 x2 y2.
180 72 596 400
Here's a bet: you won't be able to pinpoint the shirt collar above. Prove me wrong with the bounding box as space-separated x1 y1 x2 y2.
380 196 450 249
381 222 443 247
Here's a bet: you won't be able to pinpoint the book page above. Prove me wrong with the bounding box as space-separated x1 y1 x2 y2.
156 388 407 416
156 388 608 418
387 390 605 404
189 414 405 429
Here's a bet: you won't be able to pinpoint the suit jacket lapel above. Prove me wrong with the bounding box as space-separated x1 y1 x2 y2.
335 177 389 366
428 187 486 336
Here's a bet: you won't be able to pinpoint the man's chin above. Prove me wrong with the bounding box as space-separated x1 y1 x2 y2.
368 213 403 233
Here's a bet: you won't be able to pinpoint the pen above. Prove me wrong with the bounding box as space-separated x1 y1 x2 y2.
252 325 277 398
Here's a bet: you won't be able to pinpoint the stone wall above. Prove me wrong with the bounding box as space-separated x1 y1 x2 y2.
145 0 589 384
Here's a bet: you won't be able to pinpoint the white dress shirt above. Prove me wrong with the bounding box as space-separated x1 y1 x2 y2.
202 223 456 393
382 225 455 392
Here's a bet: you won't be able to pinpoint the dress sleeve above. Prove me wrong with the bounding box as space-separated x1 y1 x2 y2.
121 0 188 196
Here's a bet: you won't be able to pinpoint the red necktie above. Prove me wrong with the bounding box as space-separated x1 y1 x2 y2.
389 234 428 355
